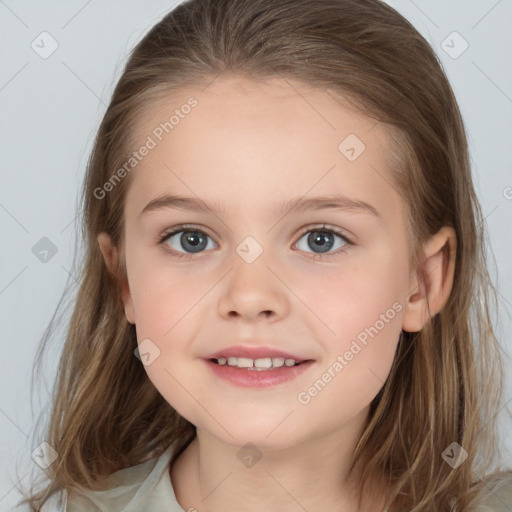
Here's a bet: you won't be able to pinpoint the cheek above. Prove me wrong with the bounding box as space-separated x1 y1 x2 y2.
128 259 210 339
296 246 407 330
294 265 404 422
293 245 407 381
128 263 205 418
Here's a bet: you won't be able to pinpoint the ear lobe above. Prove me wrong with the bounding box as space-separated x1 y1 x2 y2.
402 226 457 333
97 232 136 324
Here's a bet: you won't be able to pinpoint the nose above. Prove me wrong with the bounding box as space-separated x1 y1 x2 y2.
217 257 289 323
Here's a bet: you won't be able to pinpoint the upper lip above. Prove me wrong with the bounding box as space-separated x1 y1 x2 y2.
204 344 313 362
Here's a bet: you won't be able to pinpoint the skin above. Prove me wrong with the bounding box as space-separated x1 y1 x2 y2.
98 74 456 512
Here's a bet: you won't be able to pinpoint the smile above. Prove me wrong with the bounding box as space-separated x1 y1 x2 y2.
204 358 315 387
212 356 304 370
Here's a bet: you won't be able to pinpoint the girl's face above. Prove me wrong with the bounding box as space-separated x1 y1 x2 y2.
103 75 420 448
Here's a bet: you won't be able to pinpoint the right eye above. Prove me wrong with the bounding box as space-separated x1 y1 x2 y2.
158 225 218 259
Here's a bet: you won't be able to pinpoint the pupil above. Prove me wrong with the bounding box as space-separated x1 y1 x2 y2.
309 231 333 253
182 231 206 253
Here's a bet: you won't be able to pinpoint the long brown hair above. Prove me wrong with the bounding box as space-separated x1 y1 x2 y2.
19 0 510 510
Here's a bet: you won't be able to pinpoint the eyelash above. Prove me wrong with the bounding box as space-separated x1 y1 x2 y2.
157 223 354 261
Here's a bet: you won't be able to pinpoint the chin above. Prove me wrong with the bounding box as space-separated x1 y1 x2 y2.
200 422 308 451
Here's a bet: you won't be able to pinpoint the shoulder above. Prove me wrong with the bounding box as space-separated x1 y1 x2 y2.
470 471 512 512
61 445 177 512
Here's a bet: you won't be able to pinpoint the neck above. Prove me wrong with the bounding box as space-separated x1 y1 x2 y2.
170 408 387 512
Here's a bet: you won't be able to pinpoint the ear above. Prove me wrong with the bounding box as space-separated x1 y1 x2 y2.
97 232 136 325
402 226 456 333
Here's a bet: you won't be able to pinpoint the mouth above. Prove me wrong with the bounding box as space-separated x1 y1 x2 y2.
204 353 315 387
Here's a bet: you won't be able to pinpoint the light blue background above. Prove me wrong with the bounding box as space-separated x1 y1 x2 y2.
1 1 511 509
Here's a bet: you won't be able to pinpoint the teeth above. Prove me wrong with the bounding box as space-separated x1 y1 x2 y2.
272 357 285 368
216 356 300 369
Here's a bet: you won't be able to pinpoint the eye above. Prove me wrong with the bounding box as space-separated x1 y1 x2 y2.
294 224 353 260
158 224 217 259
158 223 354 261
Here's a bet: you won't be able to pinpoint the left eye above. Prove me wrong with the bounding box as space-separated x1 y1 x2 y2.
295 226 352 256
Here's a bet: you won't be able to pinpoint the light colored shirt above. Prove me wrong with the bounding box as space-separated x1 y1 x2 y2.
41 445 183 512
40 445 512 511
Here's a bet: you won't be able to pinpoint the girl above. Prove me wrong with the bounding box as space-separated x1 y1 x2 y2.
19 0 512 510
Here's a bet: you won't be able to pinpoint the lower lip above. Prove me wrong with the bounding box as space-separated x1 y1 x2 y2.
203 359 315 388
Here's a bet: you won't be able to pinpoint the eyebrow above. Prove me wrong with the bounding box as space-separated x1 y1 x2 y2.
139 193 381 219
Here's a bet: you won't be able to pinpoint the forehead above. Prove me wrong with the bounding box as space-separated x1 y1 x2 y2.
125 75 403 221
